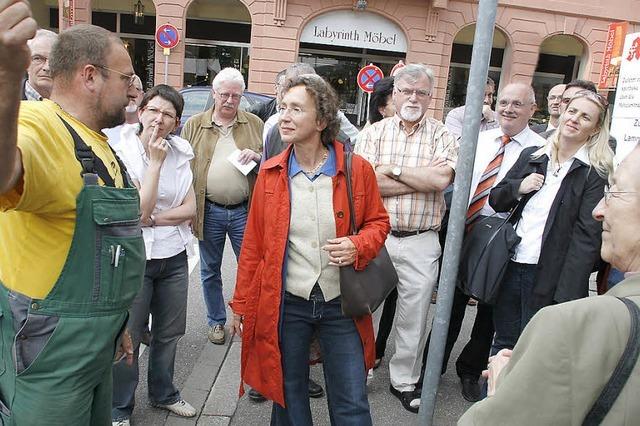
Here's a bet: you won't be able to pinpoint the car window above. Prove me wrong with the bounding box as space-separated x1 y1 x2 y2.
239 95 250 111
182 91 210 118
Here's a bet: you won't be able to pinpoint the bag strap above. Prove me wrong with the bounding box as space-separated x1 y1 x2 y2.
57 114 131 188
343 150 358 235
582 296 640 426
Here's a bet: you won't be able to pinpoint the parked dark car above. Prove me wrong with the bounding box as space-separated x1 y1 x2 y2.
177 86 274 133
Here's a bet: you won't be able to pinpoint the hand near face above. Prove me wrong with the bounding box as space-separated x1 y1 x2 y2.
323 237 357 266
0 0 38 76
519 173 545 195
146 126 168 165
482 105 495 122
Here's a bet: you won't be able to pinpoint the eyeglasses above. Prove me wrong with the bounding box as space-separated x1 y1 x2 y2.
604 185 636 204
217 92 242 101
143 105 177 121
31 55 49 66
278 105 310 117
396 87 431 99
497 99 532 109
93 64 137 87
562 90 609 108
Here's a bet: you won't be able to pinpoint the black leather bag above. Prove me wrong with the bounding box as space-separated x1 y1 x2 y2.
339 151 398 317
457 208 521 305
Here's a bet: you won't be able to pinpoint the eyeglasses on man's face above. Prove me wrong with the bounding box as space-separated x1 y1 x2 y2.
31 55 49 66
216 92 242 102
93 64 137 87
603 185 636 205
395 87 431 99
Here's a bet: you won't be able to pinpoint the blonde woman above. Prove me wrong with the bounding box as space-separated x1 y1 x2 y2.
488 89 613 353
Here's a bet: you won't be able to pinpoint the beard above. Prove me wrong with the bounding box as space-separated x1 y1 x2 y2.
99 104 127 129
399 103 423 123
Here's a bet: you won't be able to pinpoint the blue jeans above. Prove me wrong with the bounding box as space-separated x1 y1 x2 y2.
112 251 188 421
491 261 539 355
271 287 372 426
199 200 247 326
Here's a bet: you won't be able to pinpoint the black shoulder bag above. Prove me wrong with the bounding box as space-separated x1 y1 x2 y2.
339 151 398 317
457 204 522 305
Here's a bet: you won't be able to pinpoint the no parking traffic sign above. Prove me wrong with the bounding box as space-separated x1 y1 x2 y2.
156 24 180 49
357 64 384 93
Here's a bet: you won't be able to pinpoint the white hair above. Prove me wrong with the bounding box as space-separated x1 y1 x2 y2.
27 29 58 49
394 63 435 94
212 67 246 92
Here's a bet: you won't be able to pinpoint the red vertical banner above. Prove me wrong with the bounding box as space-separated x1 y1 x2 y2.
599 21 629 90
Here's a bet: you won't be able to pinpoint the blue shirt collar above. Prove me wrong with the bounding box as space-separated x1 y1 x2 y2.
288 144 337 181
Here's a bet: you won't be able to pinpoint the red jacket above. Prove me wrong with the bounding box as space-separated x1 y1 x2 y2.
230 141 390 407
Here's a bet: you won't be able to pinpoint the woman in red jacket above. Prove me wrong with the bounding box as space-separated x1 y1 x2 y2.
230 74 390 425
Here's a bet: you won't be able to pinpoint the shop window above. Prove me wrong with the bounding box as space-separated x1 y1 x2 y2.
186 19 251 43
121 14 157 35
92 11 117 32
183 45 250 87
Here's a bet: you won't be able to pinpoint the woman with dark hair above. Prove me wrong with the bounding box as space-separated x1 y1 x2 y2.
230 74 390 425
110 85 198 424
489 89 614 353
368 76 396 125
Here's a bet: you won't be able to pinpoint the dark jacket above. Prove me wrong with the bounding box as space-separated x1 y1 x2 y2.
247 98 278 123
529 123 547 134
489 146 606 309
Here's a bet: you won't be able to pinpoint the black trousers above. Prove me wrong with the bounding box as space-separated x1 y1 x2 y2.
375 288 398 359
418 286 494 386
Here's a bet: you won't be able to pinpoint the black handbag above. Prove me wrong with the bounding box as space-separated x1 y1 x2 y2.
457 206 521 305
582 297 640 425
339 151 398 317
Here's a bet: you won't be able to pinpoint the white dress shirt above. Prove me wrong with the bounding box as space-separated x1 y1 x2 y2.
109 125 195 260
466 126 546 217
513 144 590 264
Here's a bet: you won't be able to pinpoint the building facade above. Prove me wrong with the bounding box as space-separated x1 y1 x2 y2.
34 0 640 122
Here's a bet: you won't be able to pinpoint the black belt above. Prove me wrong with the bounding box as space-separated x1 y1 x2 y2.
208 199 247 210
390 229 430 238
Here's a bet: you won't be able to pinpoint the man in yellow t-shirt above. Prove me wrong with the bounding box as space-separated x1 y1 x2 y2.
0 13 146 425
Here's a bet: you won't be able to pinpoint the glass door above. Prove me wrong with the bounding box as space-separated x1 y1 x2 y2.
183 43 250 87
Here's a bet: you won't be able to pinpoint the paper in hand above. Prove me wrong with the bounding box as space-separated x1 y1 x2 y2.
227 149 257 176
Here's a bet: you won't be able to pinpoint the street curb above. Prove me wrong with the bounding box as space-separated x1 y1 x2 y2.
165 335 235 425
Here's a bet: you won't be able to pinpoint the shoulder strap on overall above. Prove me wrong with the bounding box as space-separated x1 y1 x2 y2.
57 115 131 188
582 297 640 425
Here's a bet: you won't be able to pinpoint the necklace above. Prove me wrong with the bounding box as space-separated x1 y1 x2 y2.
303 149 329 176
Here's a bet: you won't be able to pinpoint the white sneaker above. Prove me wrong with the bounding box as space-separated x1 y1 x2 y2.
112 420 130 426
154 399 197 417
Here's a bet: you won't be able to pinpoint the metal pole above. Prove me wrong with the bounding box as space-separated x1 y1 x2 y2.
417 0 498 423
164 54 169 85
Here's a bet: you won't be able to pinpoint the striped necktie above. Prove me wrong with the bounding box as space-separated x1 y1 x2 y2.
466 135 511 224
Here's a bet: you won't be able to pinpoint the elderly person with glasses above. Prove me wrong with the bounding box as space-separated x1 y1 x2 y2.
230 74 390 425
488 89 614 353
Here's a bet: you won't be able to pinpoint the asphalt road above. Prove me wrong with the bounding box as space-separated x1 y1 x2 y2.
129 240 475 425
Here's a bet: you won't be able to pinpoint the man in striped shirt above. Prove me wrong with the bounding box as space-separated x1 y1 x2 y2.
356 63 458 413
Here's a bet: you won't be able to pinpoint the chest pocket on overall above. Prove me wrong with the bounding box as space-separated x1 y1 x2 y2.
93 199 145 304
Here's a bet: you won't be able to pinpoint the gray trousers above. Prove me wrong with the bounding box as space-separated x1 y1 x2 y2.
112 250 189 421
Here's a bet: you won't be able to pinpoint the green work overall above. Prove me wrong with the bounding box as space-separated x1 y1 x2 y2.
0 118 145 425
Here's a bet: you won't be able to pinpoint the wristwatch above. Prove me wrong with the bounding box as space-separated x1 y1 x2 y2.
392 166 402 180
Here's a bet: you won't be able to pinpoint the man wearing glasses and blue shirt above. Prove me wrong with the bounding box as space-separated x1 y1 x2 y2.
181 67 263 346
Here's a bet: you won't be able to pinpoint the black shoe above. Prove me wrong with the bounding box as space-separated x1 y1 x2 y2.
389 385 420 413
248 388 267 402
309 378 325 398
460 377 481 402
